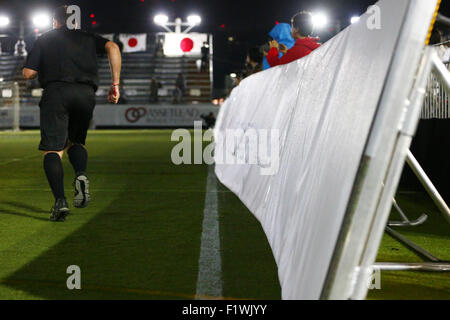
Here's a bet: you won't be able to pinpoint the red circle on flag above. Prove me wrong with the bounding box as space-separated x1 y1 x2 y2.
128 38 138 47
180 38 194 52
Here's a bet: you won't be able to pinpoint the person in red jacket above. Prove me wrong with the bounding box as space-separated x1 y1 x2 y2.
267 11 321 67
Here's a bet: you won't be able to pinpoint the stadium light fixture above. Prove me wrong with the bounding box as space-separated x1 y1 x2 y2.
32 13 51 28
154 14 169 25
351 16 360 24
0 15 10 27
312 12 328 29
184 15 201 33
187 15 201 26
154 14 201 33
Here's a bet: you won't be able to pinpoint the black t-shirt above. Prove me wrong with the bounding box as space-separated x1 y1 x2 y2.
24 27 109 91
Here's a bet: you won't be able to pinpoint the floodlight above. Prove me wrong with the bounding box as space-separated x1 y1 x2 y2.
351 16 360 24
32 13 50 28
0 16 10 27
230 73 237 78
154 14 169 25
187 15 201 25
312 12 328 29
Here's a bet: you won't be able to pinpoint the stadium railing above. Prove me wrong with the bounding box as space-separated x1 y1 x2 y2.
421 60 450 119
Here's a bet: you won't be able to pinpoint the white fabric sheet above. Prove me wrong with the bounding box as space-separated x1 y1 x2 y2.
214 0 411 299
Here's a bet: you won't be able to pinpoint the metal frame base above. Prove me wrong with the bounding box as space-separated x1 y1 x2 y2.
388 198 428 227
380 142 450 272
374 262 450 271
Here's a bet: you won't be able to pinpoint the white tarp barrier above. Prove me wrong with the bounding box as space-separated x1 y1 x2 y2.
3 104 218 128
214 0 439 300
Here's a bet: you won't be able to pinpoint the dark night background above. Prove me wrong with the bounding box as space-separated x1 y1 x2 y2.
1 0 449 90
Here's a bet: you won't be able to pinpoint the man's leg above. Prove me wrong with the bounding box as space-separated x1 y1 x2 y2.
67 144 91 209
38 83 70 222
43 150 65 200
67 84 95 209
67 144 88 177
43 150 70 222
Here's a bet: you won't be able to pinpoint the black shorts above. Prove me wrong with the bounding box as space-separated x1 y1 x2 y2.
38 82 95 151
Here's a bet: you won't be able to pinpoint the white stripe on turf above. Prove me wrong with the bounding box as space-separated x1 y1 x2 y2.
0 155 39 166
195 165 222 299
0 187 232 193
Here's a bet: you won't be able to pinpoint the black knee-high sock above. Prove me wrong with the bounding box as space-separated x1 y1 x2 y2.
68 145 88 176
43 153 65 200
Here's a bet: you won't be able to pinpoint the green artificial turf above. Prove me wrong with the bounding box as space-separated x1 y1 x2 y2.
0 130 448 300
0 130 206 299
367 191 450 300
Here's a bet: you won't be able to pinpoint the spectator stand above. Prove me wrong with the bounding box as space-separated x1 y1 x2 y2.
0 32 213 108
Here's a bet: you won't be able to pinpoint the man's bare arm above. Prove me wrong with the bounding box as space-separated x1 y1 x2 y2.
23 68 38 80
105 41 121 104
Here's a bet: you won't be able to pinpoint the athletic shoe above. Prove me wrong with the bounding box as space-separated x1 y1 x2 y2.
50 198 70 222
73 174 90 208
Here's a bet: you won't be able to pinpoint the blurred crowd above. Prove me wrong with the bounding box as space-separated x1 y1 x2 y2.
226 11 321 96
226 11 450 97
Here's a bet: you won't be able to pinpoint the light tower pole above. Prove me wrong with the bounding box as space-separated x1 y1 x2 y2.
154 15 202 34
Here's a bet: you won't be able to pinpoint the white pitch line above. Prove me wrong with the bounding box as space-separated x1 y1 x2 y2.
195 165 222 299
0 187 232 193
0 155 39 166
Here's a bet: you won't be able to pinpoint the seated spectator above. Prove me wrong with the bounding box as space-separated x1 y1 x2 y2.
201 112 216 129
173 73 186 104
429 28 450 63
245 47 263 77
201 42 210 72
150 77 161 103
225 74 240 97
14 39 27 57
267 11 320 67
262 22 296 70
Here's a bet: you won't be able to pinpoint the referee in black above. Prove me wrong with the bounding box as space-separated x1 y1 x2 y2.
23 6 122 222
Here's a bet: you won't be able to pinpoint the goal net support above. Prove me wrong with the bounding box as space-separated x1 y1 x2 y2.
0 81 20 131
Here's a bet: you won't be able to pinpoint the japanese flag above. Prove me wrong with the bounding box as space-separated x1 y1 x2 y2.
163 33 208 57
119 33 147 53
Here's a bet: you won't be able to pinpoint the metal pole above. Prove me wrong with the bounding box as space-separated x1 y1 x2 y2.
392 198 410 222
374 262 450 271
175 18 182 33
12 82 20 132
406 151 450 224
385 226 440 262
388 198 428 227
19 20 24 39
209 34 214 98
